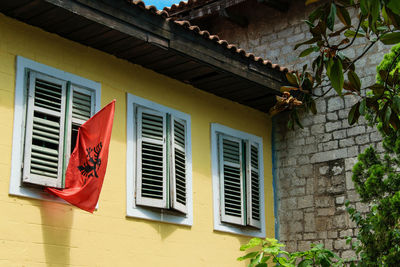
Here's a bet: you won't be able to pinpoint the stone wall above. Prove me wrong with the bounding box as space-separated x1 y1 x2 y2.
194 0 389 258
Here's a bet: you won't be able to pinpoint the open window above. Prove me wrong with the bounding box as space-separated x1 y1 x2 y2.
126 93 192 225
9 56 100 201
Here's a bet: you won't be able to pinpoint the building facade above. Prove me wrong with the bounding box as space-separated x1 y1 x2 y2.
171 0 388 258
0 1 286 266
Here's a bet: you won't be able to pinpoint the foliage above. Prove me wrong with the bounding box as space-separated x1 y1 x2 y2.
237 237 345 267
376 43 400 83
266 0 400 265
270 0 400 134
345 122 400 266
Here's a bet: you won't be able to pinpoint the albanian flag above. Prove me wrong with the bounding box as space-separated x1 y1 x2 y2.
47 100 115 213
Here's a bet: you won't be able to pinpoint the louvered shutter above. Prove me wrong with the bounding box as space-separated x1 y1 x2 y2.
71 87 93 123
63 86 94 177
136 107 167 208
219 135 245 225
247 142 261 228
170 117 187 214
23 72 67 188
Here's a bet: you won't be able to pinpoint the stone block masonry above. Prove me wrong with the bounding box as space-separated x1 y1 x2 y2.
200 0 386 258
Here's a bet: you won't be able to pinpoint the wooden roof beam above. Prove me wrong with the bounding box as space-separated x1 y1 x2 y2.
178 0 247 21
219 6 248 27
257 0 290 12
43 0 283 91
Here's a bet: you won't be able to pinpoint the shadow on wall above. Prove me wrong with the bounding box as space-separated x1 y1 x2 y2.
38 200 74 266
126 215 188 240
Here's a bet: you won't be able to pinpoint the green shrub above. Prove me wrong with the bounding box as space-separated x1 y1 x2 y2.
237 237 344 267
346 125 400 266
376 43 400 84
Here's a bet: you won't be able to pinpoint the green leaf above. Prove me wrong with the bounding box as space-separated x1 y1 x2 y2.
299 46 318 57
327 58 344 95
359 99 367 115
311 20 326 36
298 259 313 267
368 83 385 96
382 6 390 24
389 112 400 130
376 26 389 32
344 30 365 38
329 26 350 37
240 238 262 251
386 8 400 27
310 99 317 114
237 252 259 261
308 6 323 22
393 96 400 112
380 32 400 45
388 0 400 16
292 109 303 129
255 252 263 264
360 0 368 15
337 6 351 27
348 102 360 125
304 20 315 28
370 0 380 27
286 72 298 85
385 106 392 123
294 37 321 50
348 70 361 91
262 246 281 254
255 264 268 267
327 3 337 31
277 257 288 264
260 256 270 263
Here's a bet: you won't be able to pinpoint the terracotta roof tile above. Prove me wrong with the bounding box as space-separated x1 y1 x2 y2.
163 0 214 14
128 0 289 73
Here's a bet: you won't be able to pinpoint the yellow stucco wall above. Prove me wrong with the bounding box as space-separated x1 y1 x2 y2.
0 13 274 267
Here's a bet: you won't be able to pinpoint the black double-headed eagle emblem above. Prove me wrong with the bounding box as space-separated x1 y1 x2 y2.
77 142 102 183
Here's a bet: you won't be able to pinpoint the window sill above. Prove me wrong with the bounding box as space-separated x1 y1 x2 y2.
9 183 68 204
213 221 266 238
126 205 192 226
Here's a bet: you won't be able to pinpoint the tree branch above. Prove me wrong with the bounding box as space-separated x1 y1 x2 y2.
338 15 364 51
344 38 379 73
312 86 333 98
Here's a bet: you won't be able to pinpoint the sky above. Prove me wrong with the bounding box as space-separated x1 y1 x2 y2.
143 0 182 10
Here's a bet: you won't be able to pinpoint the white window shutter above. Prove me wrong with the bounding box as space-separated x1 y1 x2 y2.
247 142 261 228
136 107 168 209
170 116 187 214
63 85 94 179
22 72 67 188
71 86 94 123
219 135 245 225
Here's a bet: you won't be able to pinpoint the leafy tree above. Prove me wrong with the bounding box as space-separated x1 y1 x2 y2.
346 124 400 265
344 47 400 264
271 0 400 134
377 42 400 83
267 0 400 265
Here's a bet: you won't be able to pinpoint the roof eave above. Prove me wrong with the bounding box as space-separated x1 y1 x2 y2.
0 0 287 112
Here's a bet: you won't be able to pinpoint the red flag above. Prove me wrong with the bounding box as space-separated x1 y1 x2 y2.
47 100 115 213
